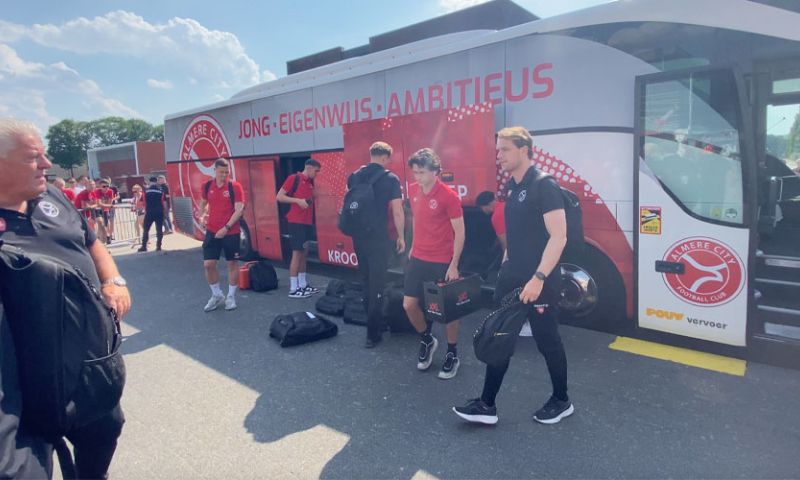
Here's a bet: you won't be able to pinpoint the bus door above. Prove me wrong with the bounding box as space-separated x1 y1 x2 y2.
634 68 751 347
248 156 283 261
752 59 800 344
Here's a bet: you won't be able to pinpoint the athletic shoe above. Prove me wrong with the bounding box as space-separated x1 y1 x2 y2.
533 396 575 425
417 336 438 371
137 247 147 253
204 293 225 312
438 352 460 379
364 336 382 349
224 296 237 311
288 289 310 299
302 285 321 296
453 398 498 425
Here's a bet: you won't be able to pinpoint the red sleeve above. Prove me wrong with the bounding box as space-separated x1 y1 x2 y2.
233 182 245 204
446 190 463 220
74 191 85 209
491 205 506 236
279 174 295 193
62 189 75 202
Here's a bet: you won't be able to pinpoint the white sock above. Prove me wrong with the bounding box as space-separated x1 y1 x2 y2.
210 283 223 296
298 273 307 288
290 277 298 291
227 285 237 298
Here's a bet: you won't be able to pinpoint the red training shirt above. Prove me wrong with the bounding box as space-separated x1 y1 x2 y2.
408 179 463 264
61 188 76 202
97 188 115 211
280 173 314 225
491 202 506 237
74 189 98 217
203 180 246 235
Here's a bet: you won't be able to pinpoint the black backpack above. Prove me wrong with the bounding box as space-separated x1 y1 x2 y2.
343 300 368 326
315 295 345 316
325 279 349 298
248 261 278 292
338 167 389 236
269 311 338 347
473 288 534 367
381 282 415 333
0 242 126 440
531 171 585 255
278 174 302 218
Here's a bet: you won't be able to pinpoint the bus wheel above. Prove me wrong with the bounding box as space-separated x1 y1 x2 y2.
238 223 256 261
558 246 625 333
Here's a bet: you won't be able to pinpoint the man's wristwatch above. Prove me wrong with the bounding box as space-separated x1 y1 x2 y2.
533 271 547 281
103 276 127 287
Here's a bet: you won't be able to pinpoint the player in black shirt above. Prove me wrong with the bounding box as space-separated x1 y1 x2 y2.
347 141 405 348
0 118 129 478
139 176 166 252
157 174 173 234
454 126 573 426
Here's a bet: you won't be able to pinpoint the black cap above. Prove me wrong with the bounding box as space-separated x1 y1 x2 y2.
149 176 158 182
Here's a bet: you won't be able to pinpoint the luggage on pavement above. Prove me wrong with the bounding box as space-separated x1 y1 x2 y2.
249 261 278 292
315 295 345 316
381 282 415 333
473 288 535 366
269 311 338 347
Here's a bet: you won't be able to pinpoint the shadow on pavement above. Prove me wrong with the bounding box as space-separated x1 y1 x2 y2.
116 246 800 479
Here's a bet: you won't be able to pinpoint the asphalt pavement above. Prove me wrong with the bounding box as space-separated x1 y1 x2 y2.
101 234 800 479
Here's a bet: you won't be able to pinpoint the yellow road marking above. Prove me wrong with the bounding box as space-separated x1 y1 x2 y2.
609 337 747 376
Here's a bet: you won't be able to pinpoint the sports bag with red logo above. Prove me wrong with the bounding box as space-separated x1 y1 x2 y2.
473 288 542 367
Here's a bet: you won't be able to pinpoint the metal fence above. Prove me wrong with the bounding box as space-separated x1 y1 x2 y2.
108 202 142 247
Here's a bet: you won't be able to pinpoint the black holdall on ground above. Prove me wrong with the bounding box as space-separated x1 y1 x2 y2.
423 274 482 323
382 282 415 333
343 301 368 326
473 288 541 367
315 295 345 316
325 279 350 298
0 242 126 440
249 261 278 292
532 171 585 255
269 311 338 347
338 167 389 236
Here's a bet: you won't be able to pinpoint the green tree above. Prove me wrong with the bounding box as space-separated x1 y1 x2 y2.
46 119 91 176
86 117 159 147
786 111 800 161
151 124 164 142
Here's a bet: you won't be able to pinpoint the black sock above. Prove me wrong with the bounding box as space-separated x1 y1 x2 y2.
447 343 457 356
424 322 433 335
420 332 433 344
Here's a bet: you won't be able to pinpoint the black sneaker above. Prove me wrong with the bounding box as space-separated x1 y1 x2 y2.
364 336 382 349
453 398 498 425
137 246 147 253
417 336 438 371
438 352 459 379
533 396 574 425
302 285 320 296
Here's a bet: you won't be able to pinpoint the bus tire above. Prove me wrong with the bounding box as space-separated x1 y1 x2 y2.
557 246 626 333
238 222 257 261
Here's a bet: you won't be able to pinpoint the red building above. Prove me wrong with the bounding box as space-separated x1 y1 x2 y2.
87 141 165 196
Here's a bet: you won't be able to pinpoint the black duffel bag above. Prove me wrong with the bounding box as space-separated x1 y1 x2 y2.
249 261 278 292
269 311 338 347
343 300 368 326
325 279 349 298
473 288 540 367
316 295 345 316
381 282 415 333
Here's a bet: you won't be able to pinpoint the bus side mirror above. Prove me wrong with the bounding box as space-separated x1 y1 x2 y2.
757 176 781 235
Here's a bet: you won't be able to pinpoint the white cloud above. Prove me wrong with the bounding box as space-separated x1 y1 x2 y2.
0 44 140 133
439 0 489 13
0 20 25 43
6 11 267 89
147 78 173 90
262 70 277 82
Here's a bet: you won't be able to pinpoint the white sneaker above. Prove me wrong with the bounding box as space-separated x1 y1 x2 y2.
204 293 225 312
224 296 237 311
288 288 310 298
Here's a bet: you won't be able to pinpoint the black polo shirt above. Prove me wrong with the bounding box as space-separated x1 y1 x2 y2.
347 163 402 241
144 184 165 215
0 185 100 288
504 166 564 291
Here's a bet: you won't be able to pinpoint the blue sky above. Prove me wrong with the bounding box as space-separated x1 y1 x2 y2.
0 0 612 135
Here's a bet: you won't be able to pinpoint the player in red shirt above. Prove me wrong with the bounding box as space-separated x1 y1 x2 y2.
277 159 321 298
53 177 76 202
403 148 465 380
199 158 246 312
475 190 507 252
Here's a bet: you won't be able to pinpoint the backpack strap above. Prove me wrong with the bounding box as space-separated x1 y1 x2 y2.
227 181 235 208
288 173 301 197
365 168 390 185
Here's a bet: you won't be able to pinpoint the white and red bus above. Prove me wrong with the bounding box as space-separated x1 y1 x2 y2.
165 0 800 360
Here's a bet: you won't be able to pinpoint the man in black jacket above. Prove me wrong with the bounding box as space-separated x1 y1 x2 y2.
0 118 131 478
139 176 166 252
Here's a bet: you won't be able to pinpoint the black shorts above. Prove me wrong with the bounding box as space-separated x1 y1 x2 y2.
403 257 449 299
202 231 240 261
287 222 313 251
92 209 109 224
